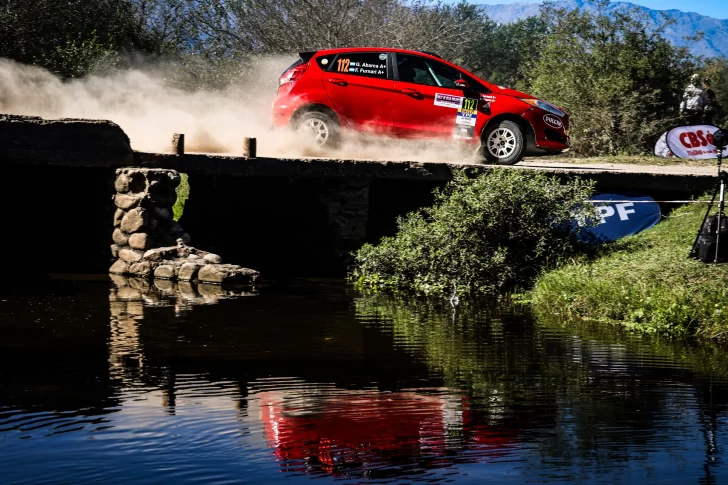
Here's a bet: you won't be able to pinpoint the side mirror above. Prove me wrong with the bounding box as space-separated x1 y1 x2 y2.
455 79 470 89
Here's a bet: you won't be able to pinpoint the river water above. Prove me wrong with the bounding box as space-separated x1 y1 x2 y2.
1 276 727 484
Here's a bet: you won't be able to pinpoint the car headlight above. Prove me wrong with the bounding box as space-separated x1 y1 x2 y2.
520 99 565 117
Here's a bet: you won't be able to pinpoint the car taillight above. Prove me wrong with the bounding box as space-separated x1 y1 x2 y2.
279 63 309 86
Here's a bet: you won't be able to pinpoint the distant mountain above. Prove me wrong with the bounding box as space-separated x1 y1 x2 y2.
477 0 728 58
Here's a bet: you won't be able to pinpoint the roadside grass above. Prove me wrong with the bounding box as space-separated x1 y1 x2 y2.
525 155 718 167
173 173 189 221
530 201 728 339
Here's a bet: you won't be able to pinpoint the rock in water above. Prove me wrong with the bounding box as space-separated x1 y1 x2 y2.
109 259 129 275
178 262 202 281
198 264 259 284
128 261 156 277
203 253 223 264
119 248 144 264
154 264 176 279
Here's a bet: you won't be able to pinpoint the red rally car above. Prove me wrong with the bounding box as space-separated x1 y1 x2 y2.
273 47 570 165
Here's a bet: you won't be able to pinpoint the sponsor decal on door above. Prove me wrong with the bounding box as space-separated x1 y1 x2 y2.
434 93 463 109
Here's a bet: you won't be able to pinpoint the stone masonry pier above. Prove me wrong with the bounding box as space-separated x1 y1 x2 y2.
0 114 719 279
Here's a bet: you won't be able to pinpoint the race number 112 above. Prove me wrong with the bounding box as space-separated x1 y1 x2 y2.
337 59 351 72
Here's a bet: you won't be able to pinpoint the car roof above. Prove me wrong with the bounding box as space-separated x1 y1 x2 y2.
305 47 493 88
312 47 439 59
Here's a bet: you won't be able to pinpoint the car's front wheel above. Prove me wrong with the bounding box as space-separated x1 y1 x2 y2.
295 110 340 149
481 120 525 165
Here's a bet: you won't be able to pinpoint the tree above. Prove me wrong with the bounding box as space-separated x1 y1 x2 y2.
0 0 177 78
467 16 547 88
702 57 728 127
175 0 491 69
524 0 698 156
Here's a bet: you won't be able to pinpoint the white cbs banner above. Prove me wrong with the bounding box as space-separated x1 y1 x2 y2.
665 125 728 159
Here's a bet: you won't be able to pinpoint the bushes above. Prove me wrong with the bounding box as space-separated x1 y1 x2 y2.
350 169 596 296
531 201 728 339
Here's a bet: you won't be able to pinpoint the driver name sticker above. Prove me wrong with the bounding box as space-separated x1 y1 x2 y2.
434 93 463 109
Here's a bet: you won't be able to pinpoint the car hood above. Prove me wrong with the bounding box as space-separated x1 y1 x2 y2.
486 84 533 99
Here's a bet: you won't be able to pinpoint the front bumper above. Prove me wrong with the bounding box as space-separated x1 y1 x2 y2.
521 108 570 152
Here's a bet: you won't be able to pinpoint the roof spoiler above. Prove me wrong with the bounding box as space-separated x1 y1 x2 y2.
299 51 317 62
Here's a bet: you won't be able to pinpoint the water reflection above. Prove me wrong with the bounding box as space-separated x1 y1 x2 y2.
354 293 728 483
252 383 523 478
1 279 728 483
110 274 257 313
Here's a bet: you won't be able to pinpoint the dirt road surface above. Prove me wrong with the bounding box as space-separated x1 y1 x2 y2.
517 159 721 176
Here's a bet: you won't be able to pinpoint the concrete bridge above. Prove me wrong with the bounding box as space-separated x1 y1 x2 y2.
1 115 718 278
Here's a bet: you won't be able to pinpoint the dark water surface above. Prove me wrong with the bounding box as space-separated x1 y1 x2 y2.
1 276 728 484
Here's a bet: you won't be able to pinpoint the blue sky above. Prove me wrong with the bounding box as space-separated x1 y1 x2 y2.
467 1 727 19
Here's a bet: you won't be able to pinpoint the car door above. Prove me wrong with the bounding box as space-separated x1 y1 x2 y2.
392 53 486 139
320 51 396 135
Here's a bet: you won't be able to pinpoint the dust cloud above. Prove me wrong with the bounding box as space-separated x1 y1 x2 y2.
0 57 476 162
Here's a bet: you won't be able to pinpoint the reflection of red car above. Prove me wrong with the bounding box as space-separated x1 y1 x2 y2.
273 47 570 165
257 389 518 475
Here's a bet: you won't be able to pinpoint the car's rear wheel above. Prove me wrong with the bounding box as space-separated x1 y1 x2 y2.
481 120 525 165
296 110 340 149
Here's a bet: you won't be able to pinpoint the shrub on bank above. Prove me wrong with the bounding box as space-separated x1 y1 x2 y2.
173 173 189 221
350 169 596 296
531 201 728 339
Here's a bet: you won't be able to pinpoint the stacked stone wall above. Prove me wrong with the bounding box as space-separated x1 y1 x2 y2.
109 168 258 285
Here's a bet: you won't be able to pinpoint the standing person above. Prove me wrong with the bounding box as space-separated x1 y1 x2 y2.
702 78 718 126
680 73 707 125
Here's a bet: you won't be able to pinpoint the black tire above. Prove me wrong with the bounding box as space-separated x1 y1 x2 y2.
481 120 525 165
295 110 341 149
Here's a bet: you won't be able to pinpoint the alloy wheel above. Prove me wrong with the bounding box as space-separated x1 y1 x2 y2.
303 118 330 145
486 127 517 158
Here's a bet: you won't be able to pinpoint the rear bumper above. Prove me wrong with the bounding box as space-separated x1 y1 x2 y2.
272 99 295 128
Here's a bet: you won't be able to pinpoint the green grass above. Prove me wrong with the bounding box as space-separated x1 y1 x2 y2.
530 201 728 339
173 173 189 221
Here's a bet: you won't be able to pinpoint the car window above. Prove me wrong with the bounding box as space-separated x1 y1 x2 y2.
396 54 488 92
328 52 388 79
397 54 437 86
397 54 462 88
428 61 461 88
